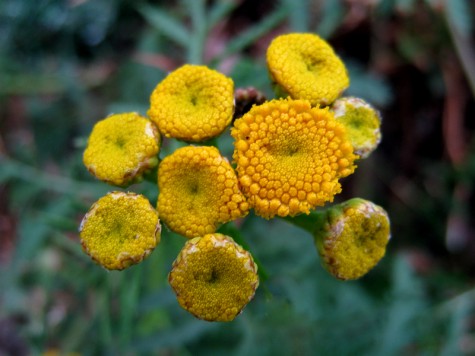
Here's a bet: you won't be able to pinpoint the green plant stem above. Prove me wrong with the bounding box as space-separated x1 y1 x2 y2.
281 210 327 236
186 0 207 64
119 267 141 350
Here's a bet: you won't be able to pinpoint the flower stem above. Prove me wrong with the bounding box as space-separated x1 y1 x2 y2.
281 210 327 236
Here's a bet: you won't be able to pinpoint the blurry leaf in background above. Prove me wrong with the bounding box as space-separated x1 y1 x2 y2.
346 61 393 108
0 0 474 354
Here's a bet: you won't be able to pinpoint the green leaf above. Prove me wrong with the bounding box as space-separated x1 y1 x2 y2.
212 5 288 61
346 61 393 107
396 0 416 13
184 0 206 64
138 4 190 47
445 0 473 36
282 0 310 32
316 0 344 38
207 0 239 29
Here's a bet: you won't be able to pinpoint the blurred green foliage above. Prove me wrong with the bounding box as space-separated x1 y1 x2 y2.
1 0 475 355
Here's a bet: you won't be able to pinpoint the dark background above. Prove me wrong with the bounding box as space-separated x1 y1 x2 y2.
1 0 475 354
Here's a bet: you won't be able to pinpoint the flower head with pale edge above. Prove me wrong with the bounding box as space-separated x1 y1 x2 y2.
266 33 349 106
79 192 161 270
169 233 259 322
158 146 249 238
148 64 234 142
231 98 357 219
332 97 382 159
83 112 160 187
314 198 391 280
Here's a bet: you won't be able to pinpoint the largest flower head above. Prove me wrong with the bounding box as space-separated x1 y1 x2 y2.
148 64 234 142
266 33 349 106
232 98 357 219
157 146 249 238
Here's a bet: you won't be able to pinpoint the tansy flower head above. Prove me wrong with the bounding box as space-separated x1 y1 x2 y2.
231 98 357 219
79 192 161 270
168 233 259 322
83 112 160 187
314 198 391 280
332 97 382 159
266 33 349 106
148 64 234 142
157 146 249 238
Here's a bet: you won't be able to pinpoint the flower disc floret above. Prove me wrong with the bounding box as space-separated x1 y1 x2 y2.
168 233 259 322
158 146 249 238
148 64 234 142
332 97 382 159
79 192 161 270
314 198 391 280
83 112 160 187
267 33 349 106
232 98 357 219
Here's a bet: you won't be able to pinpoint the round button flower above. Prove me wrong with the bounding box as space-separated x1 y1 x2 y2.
168 233 259 322
266 33 349 106
157 146 249 238
148 64 235 142
332 97 382 159
314 198 391 280
79 192 161 270
83 112 160 187
231 98 357 219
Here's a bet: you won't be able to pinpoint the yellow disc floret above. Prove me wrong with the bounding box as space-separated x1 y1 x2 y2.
168 233 259 322
266 33 349 106
314 198 391 280
332 97 382 159
83 112 160 187
148 64 234 142
232 98 357 219
157 146 249 238
79 192 161 270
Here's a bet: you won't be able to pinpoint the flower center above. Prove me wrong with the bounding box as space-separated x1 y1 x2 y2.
189 181 199 194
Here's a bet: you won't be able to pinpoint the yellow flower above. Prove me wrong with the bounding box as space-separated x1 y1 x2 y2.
157 146 249 238
83 112 160 187
266 33 349 106
332 97 382 159
231 98 357 219
79 192 161 270
314 198 391 280
168 233 259 322
148 64 234 142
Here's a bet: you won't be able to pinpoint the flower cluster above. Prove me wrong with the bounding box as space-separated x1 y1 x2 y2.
79 32 389 322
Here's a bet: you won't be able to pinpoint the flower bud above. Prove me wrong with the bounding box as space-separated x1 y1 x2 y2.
83 112 160 187
332 97 382 159
314 198 391 280
169 233 259 322
79 192 161 270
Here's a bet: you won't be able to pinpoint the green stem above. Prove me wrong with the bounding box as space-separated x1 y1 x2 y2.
186 0 207 64
119 267 141 350
280 210 327 236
